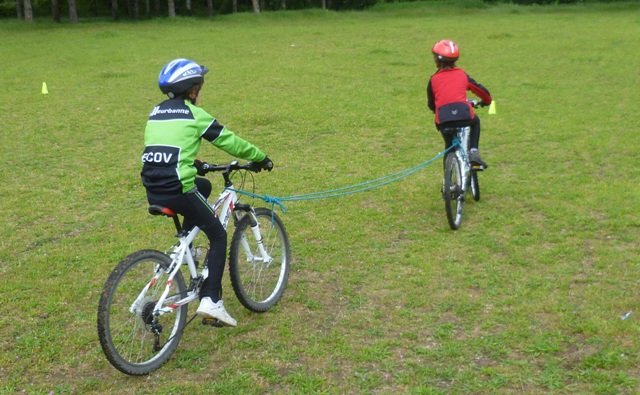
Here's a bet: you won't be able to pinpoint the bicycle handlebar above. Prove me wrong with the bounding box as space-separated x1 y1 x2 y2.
198 160 255 174
468 99 488 108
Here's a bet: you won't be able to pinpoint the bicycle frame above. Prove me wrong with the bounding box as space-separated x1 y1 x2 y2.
129 176 272 321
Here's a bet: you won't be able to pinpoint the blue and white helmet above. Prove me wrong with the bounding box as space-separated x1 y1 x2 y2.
158 58 209 98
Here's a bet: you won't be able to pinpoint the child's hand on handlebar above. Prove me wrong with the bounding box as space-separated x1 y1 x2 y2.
194 159 207 176
249 156 274 173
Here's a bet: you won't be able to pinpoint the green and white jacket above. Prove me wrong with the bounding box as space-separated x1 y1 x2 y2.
141 98 265 195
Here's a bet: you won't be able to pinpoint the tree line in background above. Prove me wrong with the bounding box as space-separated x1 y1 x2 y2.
5 0 628 21
8 0 362 18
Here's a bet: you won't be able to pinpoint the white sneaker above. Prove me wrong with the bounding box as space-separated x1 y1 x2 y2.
196 297 237 327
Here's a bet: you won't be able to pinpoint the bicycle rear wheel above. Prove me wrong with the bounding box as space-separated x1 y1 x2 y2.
229 207 291 312
470 170 480 202
97 249 187 376
444 153 464 230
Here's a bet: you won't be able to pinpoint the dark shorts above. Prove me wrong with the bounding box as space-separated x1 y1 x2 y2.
437 116 480 151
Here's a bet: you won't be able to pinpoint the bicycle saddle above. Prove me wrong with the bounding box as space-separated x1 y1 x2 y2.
148 205 177 217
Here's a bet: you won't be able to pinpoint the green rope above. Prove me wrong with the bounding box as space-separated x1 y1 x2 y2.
230 143 459 212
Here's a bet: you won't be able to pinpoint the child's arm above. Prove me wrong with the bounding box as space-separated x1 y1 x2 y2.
467 75 492 105
210 127 266 162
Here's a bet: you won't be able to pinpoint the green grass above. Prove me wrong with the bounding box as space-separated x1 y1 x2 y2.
2 2 640 393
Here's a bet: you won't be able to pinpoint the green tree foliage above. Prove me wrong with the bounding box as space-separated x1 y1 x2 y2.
2 0 633 20
3 0 373 18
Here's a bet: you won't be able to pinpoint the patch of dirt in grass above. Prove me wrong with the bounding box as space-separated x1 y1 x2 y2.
561 334 597 370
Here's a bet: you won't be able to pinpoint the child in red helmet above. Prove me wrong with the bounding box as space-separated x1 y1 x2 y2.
427 39 492 168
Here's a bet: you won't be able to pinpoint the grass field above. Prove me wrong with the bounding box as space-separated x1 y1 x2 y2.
1 1 640 393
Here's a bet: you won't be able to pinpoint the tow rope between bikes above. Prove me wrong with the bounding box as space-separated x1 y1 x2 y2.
230 142 460 212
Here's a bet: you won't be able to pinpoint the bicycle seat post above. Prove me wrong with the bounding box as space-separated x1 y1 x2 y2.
171 215 182 235
148 205 183 235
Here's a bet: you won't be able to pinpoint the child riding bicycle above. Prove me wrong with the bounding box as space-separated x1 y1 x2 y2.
427 39 492 168
140 58 273 327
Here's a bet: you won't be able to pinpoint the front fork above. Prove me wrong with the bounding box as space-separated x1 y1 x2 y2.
238 208 273 265
249 218 271 264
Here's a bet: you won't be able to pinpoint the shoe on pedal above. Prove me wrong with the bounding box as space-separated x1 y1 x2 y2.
469 149 488 170
196 297 237 327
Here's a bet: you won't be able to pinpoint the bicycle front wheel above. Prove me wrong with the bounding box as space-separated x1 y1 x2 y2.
229 207 291 312
444 153 464 230
97 249 187 376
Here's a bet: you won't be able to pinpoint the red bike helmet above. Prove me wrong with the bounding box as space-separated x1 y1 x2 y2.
432 39 460 62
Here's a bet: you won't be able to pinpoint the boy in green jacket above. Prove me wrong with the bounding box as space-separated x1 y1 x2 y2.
141 58 272 327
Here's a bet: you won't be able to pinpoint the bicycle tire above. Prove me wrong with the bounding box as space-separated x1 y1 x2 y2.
470 170 480 202
444 153 464 230
229 207 291 312
97 249 187 376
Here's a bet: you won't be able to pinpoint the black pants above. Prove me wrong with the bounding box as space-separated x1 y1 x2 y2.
147 178 226 301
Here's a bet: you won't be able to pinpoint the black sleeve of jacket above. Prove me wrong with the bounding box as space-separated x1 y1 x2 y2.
467 74 492 104
201 120 225 142
426 79 435 112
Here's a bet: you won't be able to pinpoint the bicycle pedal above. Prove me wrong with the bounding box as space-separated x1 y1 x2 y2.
201 317 224 328
471 164 485 171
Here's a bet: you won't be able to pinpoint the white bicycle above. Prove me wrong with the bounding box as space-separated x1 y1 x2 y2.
97 161 291 376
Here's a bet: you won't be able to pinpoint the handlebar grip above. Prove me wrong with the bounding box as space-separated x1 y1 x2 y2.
197 160 255 173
